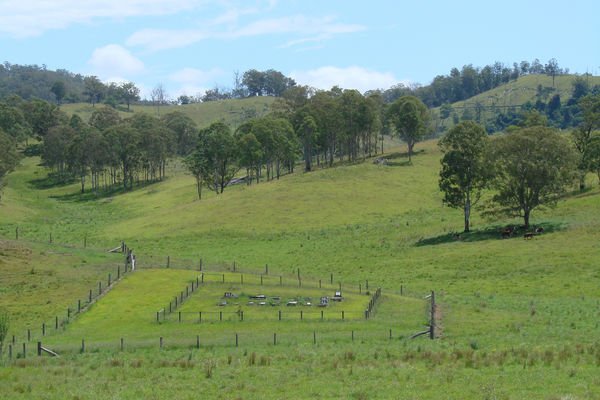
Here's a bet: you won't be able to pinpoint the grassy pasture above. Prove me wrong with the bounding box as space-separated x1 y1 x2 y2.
1 134 600 397
61 96 276 129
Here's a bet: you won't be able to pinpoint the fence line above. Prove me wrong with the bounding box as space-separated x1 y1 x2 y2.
10 242 136 347
7 328 411 359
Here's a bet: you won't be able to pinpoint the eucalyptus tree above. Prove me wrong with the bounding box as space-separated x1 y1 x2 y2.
387 95 431 162
572 94 600 189
89 105 121 132
439 121 491 232
42 124 76 181
0 129 20 201
488 126 577 228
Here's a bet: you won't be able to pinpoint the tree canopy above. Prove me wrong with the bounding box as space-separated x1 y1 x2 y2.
439 120 491 232
488 126 577 227
387 95 431 162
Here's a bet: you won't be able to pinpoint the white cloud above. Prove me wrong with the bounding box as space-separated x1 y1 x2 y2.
126 14 365 52
290 66 404 93
88 44 145 79
125 29 209 53
169 68 224 84
0 0 203 38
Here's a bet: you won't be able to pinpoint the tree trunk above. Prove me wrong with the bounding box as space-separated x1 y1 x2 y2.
523 209 530 229
196 176 202 200
463 199 470 233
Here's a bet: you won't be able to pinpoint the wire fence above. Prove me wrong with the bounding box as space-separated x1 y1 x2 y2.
3 327 415 360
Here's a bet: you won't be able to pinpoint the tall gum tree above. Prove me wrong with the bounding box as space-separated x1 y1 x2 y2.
387 95 431 162
438 120 490 232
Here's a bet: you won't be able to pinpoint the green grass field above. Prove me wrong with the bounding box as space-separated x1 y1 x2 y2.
1 134 600 398
61 96 276 130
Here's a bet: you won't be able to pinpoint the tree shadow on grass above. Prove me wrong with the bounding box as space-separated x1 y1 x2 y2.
50 180 159 203
384 149 425 167
414 221 567 247
28 174 78 190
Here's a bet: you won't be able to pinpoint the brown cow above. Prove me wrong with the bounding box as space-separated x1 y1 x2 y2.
524 232 534 239
535 227 544 234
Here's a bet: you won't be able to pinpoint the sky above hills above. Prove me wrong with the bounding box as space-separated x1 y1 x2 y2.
1 0 599 99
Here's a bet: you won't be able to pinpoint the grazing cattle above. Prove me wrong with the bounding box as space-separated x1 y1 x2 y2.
535 227 544 234
453 233 461 240
501 227 513 238
524 232 534 239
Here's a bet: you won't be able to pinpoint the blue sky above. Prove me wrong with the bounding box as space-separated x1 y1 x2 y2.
1 0 599 99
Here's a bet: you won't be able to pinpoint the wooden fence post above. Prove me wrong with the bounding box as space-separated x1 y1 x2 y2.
98 281 102 295
67 308 71 319
241 274 243 285
366 280 369 290
27 329 30 341
22 343 26 359
167 256 170 268
278 311 281 321
178 312 181 323
196 335 200 349
342 311 344 320
219 311 222 321
321 310 324 320
233 260 236 271
313 331 316 345
241 311 244 321
15 226 18 240
389 329 392 340
156 311 160 323
78 299 81 313
330 273 333 284
235 333 238 347
81 339 85 353
429 290 435 340
8 344 12 360
120 338 124 351
199 312 202 323
160 337 163 349
400 285 403 295
222 274 225 283
265 264 268 275
359 284 361 294
89 289 92 303
352 330 354 342
108 273 111 286
300 310 303 320
319 279 321 288
280 276 282 286
273 333 277 345
84 236 86 248
118 266 120 279
199 258 202 271
37 341 41 356
49 233 52 244
260 275 263 285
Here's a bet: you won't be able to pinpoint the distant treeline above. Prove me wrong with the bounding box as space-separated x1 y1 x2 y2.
375 58 570 107
0 59 584 110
